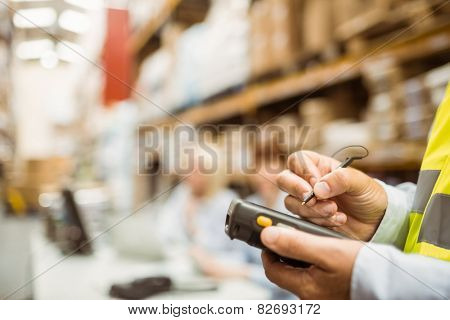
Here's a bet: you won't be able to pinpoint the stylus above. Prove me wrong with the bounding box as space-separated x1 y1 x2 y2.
301 157 354 205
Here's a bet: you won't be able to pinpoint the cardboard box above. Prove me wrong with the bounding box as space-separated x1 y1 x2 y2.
250 0 304 77
298 98 337 148
250 0 275 76
332 0 399 27
24 157 72 187
401 77 435 141
334 0 405 42
269 0 303 66
332 0 366 27
365 92 401 142
302 0 333 53
11 157 72 210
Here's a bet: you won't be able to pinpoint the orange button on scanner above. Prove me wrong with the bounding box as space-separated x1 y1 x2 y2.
256 215 273 228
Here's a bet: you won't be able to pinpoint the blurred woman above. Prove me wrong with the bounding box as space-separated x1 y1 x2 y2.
157 145 250 278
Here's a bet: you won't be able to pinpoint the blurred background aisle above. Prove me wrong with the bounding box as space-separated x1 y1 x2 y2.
0 0 449 300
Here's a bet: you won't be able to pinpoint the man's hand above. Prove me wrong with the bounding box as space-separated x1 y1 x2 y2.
261 226 363 299
277 150 387 240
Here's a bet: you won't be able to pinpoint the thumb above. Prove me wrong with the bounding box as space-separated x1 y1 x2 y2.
261 226 337 269
313 167 370 199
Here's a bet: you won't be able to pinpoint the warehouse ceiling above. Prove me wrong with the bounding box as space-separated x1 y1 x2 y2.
9 0 102 66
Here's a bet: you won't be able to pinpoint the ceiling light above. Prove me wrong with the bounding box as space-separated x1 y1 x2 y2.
56 41 84 63
58 9 90 34
64 0 104 10
16 39 54 60
13 7 57 29
40 50 59 69
10 0 49 2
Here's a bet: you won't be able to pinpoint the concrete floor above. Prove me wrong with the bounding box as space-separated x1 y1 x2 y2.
0 214 35 299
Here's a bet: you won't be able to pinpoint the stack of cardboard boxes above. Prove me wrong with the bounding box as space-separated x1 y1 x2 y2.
302 0 334 55
334 0 404 38
298 98 336 149
363 59 404 143
298 92 370 155
249 0 304 77
294 62 445 166
249 0 428 77
401 77 435 141
137 0 251 113
249 0 376 77
364 62 448 145
14 157 73 211
401 63 449 140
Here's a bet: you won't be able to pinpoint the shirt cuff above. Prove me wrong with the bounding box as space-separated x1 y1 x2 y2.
370 180 411 249
351 243 449 299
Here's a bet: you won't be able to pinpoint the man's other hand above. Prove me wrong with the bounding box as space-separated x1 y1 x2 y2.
261 226 363 299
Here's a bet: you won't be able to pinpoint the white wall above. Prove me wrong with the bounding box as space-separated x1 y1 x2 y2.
11 8 106 160
12 61 78 159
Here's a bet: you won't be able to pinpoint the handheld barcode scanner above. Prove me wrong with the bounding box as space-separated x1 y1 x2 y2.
225 145 367 267
225 199 348 268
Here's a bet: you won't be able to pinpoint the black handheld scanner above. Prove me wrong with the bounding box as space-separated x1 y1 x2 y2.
225 199 348 268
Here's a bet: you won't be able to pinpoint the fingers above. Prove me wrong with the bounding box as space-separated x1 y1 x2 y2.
313 167 371 200
287 151 322 183
284 152 371 201
284 195 335 217
261 251 308 296
287 151 341 181
261 226 337 268
307 214 347 227
284 195 347 227
277 170 313 199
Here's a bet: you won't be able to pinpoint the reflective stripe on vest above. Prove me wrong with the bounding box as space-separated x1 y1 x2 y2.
404 83 450 260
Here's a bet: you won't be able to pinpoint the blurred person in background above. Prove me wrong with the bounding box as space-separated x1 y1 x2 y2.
157 145 266 282
157 145 241 276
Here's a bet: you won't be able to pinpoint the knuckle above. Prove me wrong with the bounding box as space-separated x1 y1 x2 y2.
300 272 319 299
284 195 291 205
288 152 305 171
264 267 276 283
324 219 339 227
297 211 312 219
313 202 336 217
334 168 350 190
293 183 304 198
284 231 301 257
301 288 312 300
302 150 316 158
309 217 327 225
287 153 297 170
284 196 297 213
298 207 317 218
276 170 289 187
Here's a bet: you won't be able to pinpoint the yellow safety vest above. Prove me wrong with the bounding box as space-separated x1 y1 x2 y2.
404 83 450 260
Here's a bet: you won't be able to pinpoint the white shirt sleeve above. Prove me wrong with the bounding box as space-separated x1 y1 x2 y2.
351 243 450 299
370 180 417 249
